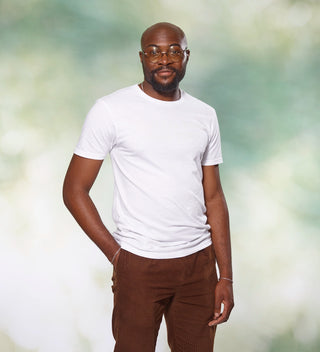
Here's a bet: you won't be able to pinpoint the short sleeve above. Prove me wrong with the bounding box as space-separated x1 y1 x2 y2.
74 99 116 160
201 108 223 166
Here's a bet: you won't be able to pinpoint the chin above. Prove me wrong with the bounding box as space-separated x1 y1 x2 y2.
151 78 179 93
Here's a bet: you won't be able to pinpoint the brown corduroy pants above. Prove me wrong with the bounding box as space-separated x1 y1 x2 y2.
111 244 218 352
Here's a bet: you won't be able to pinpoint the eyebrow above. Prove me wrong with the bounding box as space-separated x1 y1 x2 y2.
145 43 182 48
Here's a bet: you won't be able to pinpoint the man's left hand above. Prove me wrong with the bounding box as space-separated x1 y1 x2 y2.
208 279 234 326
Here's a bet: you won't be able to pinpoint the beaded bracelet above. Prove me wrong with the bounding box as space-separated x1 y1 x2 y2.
220 277 233 283
111 247 121 264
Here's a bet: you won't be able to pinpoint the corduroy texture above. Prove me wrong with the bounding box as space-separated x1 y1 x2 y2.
111 245 218 352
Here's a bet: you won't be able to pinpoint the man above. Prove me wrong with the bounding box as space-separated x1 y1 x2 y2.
63 22 234 352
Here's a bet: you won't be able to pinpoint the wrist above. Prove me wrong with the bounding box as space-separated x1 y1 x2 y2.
219 276 233 283
111 247 121 264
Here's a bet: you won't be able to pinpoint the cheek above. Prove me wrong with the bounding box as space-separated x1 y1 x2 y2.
141 61 154 77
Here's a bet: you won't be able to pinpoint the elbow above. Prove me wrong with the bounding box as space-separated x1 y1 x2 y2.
204 191 228 214
62 179 71 210
62 177 89 212
62 177 77 210
204 189 225 206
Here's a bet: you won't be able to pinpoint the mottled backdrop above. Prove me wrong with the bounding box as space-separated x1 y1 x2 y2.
1 0 319 351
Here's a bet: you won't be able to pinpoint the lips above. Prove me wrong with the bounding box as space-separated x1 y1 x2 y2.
156 69 175 77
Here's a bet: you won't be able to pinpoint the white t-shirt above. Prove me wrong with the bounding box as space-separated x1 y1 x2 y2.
74 84 223 259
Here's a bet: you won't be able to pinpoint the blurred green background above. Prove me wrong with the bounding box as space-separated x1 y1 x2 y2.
1 0 319 351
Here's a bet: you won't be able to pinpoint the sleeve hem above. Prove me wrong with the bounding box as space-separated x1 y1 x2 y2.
201 158 223 166
74 149 105 160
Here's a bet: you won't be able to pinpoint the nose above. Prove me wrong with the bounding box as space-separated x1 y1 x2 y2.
158 51 171 65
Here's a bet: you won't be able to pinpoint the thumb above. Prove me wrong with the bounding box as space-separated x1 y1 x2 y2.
214 297 222 319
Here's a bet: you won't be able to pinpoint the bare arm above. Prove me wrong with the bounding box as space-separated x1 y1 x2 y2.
202 164 234 326
62 154 120 264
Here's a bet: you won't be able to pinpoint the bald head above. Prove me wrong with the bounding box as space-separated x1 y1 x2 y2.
139 22 190 99
140 22 188 49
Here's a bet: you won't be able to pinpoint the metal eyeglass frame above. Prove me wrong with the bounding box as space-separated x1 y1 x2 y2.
140 46 189 63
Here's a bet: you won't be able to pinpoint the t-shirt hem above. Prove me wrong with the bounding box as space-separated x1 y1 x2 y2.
74 148 105 160
118 239 213 259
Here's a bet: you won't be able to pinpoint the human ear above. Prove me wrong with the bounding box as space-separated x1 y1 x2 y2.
186 49 190 62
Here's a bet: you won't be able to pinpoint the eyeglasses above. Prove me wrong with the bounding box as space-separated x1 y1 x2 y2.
141 45 188 63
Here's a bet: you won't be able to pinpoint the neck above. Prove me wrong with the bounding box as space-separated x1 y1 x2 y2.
140 81 181 101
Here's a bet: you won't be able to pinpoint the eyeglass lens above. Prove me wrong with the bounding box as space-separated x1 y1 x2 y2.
144 46 185 63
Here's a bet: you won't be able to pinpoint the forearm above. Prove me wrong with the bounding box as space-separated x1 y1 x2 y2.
63 188 120 262
206 190 232 279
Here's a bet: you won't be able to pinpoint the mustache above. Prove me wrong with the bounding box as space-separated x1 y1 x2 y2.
151 66 178 74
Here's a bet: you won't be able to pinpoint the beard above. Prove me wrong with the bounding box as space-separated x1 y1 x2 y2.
147 66 186 93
